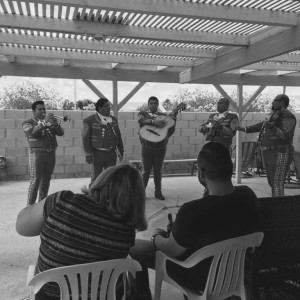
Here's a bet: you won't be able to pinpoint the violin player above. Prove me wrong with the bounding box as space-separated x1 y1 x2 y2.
237 94 296 197
199 97 239 153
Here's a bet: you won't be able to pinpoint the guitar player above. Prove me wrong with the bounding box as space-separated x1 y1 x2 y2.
138 96 178 200
199 97 238 153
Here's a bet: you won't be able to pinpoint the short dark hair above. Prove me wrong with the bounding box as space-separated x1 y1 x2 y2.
32 101 44 111
197 142 233 181
219 97 230 107
95 98 109 112
274 94 289 108
148 96 159 105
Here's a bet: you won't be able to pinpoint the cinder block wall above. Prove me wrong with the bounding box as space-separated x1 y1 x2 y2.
0 109 299 180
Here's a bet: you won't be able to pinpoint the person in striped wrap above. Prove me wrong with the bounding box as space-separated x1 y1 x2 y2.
16 164 147 300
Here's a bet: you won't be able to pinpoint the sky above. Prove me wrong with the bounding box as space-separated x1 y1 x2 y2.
0 76 298 111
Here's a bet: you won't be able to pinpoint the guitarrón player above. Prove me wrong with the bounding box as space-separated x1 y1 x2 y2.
138 96 178 200
199 97 238 153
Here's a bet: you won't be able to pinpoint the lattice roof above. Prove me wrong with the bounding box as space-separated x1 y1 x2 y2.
1 0 300 86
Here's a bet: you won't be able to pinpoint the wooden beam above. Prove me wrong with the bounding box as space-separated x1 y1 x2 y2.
0 32 217 59
118 82 146 110
43 0 298 27
82 79 109 102
0 13 249 47
180 25 300 83
0 45 194 67
212 84 238 112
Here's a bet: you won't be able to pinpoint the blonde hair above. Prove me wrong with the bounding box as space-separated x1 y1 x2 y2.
89 164 147 231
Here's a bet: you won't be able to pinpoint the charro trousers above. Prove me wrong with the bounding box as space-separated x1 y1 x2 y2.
263 145 294 197
141 145 166 194
27 150 55 206
91 150 117 183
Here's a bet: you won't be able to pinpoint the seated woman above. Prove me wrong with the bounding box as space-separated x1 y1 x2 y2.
16 164 147 300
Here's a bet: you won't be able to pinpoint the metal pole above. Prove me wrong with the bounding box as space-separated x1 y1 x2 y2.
235 83 243 184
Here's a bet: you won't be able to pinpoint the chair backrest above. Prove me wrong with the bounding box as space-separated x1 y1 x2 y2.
184 232 264 299
28 259 142 300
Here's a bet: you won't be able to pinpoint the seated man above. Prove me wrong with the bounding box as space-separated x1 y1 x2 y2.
129 142 260 299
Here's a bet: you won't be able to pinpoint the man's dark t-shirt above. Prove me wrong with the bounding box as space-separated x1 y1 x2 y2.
168 185 260 293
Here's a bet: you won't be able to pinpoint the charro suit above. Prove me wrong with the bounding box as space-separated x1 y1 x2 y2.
82 113 124 182
22 117 64 205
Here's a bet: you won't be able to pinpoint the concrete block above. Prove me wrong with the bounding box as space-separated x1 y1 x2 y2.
82 111 94 119
181 112 196 120
75 155 86 164
243 112 254 121
17 157 29 166
63 129 82 138
4 157 17 167
167 145 181 153
119 112 134 121
55 173 72 179
25 110 33 118
123 128 133 137
173 152 189 159
64 146 82 156
173 136 188 145
124 145 134 154
164 162 181 170
0 138 16 148
133 112 139 120
83 164 92 173
189 136 202 145
133 128 140 136
181 144 196 153
133 145 141 154
6 148 26 158
172 128 181 137
126 120 139 129
56 138 73 147
5 165 27 175
61 110 82 120
65 164 83 174
5 110 25 119
56 147 64 155
196 113 210 121
189 120 201 129
175 121 189 129
0 119 16 129
6 129 25 138
54 165 65 174
118 120 125 130
73 138 83 147
181 128 196 137
126 137 140 145
56 155 74 165
16 138 28 148
0 110 4 119
16 119 26 128
0 148 5 156
0 129 5 138
73 119 84 129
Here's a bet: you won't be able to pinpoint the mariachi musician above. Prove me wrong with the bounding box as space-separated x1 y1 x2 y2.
22 100 64 206
138 96 179 201
199 98 238 153
237 94 296 197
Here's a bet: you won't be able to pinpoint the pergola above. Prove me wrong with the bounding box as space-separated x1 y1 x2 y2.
1 0 300 181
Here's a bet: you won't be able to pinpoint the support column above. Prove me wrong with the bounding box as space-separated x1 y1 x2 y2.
235 83 243 184
112 79 118 118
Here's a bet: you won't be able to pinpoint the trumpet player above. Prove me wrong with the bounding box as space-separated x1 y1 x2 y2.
22 101 64 206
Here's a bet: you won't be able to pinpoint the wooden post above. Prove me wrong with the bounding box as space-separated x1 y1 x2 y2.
235 83 243 184
112 79 118 118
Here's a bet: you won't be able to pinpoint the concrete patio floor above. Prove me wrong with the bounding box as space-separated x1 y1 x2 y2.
1 174 300 300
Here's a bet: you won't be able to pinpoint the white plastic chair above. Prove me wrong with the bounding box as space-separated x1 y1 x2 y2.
27 259 142 300
154 232 264 300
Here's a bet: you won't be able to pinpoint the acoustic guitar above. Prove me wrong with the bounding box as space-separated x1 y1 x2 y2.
139 102 186 143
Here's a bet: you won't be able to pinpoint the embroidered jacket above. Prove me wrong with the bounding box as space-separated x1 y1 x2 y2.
22 118 64 151
200 112 238 147
82 113 124 156
138 110 176 149
246 109 296 147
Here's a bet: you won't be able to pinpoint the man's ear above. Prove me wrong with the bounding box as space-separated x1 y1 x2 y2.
198 167 206 181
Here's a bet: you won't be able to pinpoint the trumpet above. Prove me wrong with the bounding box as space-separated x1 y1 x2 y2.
52 115 72 123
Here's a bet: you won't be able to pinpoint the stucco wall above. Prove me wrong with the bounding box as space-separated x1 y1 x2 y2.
0 109 299 180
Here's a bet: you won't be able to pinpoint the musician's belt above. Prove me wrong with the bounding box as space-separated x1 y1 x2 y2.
95 147 115 152
261 145 290 151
